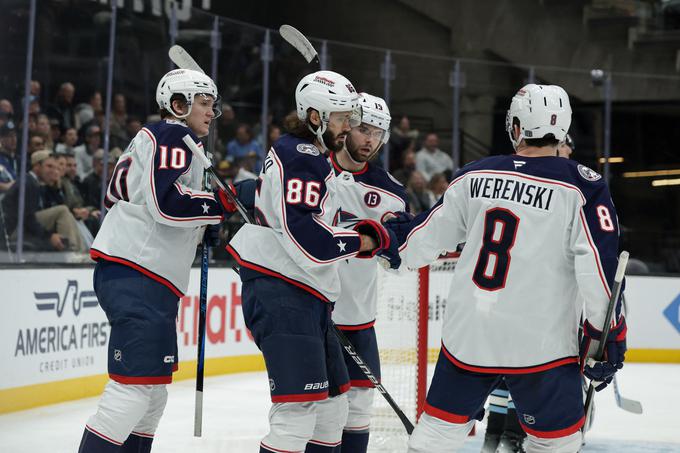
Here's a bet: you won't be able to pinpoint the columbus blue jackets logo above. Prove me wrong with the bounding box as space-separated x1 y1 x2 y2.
296 143 320 156
577 164 602 182
364 191 381 207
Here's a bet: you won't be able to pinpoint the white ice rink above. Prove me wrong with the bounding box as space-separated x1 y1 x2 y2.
2 363 679 452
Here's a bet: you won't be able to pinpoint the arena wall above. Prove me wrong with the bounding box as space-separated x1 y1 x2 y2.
1 268 678 414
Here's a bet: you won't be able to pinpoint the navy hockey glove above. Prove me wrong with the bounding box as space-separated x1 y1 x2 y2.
353 219 390 259
579 317 627 391
234 179 256 211
203 224 221 248
377 227 401 270
383 211 414 247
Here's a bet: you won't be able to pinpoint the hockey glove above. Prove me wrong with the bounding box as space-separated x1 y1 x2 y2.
203 224 221 248
377 227 402 270
234 179 257 211
383 211 415 247
214 184 238 217
353 219 390 259
579 317 627 391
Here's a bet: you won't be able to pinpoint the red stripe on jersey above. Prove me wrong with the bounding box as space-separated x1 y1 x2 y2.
338 382 351 394
521 415 585 439
350 379 376 388
271 391 328 403
335 320 375 331
423 402 470 424
260 441 304 453
109 373 172 385
441 343 578 374
226 244 330 303
130 431 155 439
90 248 184 297
578 209 612 299
308 439 342 447
85 425 124 445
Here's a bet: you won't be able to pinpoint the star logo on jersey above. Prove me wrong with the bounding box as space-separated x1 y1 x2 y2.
513 160 526 169
337 240 347 252
201 202 210 214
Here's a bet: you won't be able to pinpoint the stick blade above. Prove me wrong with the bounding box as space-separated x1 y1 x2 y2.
618 397 643 414
279 24 318 64
168 45 205 73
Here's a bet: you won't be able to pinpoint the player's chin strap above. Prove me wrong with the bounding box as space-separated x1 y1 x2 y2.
309 120 330 153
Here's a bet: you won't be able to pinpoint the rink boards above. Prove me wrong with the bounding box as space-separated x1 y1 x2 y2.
0 266 679 414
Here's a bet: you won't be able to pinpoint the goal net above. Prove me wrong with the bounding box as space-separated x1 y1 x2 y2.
368 257 458 452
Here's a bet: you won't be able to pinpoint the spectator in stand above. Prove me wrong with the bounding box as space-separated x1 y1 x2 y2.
49 118 62 150
36 113 54 151
267 124 282 151
125 115 142 145
216 103 237 151
109 93 129 149
428 172 448 201
55 127 78 155
30 80 41 99
415 132 453 181
226 124 263 172
0 124 18 192
406 170 435 215
391 141 417 186
0 99 14 117
24 113 38 133
389 114 420 170
47 82 76 130
73 124 101 179
28 132 46 155
75 90 103 133
1 150 85 252
62 152 99 228
215 157 257 185
81 147 121 208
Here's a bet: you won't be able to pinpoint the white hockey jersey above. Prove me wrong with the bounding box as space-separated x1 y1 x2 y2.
227 134 364 302
328 153 409 329
396 155 622 373
91 120 222 296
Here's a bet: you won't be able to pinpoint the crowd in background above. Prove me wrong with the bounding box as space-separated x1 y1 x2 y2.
0 79 457 257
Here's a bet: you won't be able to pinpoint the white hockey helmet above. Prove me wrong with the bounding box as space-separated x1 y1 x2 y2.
505 84 571 149
156 69 220 119
358 92 391 144
295 70 361 147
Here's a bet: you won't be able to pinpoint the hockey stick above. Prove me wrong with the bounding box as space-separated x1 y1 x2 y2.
279 25 320 66
168 44 212 437
583 250 629 430
279 24 416 435
612 374 643 414
169 45 204 73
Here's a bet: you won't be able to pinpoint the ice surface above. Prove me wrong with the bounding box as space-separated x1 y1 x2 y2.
1 363 678 452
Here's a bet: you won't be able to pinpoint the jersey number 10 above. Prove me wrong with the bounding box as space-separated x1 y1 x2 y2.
473 208 519 291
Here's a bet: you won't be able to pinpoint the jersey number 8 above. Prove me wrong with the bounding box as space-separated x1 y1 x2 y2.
286 179 321 207
473 208 520 291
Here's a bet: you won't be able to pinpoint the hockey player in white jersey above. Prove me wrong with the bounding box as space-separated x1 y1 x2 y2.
78 69 237 453
226 72 400 453
385 84 627 453
329 92 409 452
